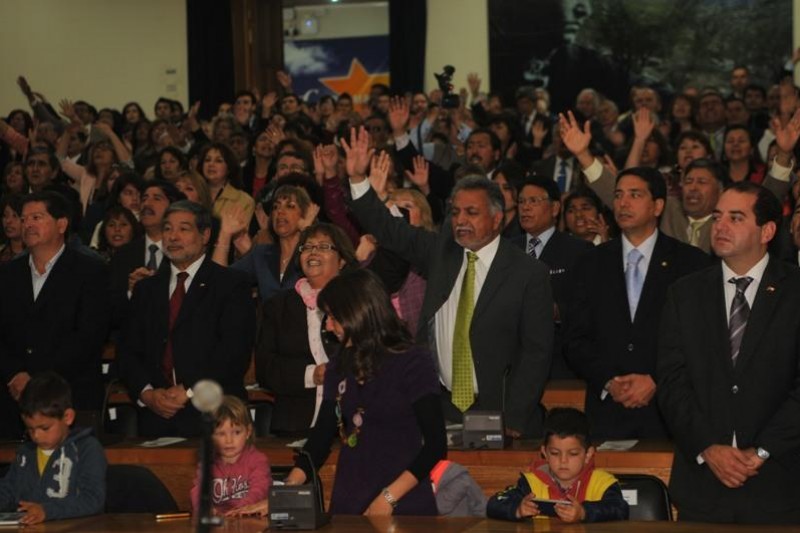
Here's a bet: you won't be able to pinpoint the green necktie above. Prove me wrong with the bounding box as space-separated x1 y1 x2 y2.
452 251 477 412
689 219 705 247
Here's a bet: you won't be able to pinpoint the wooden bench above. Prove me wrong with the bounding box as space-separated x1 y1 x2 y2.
0 438 671 512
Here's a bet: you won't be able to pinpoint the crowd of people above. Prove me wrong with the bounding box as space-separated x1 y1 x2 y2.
1 60 800 525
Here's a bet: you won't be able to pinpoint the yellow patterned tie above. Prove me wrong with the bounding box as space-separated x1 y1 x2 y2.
452 252 477 412
689 219 705 247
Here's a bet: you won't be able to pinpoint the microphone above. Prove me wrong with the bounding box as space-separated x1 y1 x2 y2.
191 380 223 414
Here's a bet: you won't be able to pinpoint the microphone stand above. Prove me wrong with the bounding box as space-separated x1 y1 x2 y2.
197 412 223 533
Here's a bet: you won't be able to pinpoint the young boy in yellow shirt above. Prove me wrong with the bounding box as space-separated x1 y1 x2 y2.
487 408 628 523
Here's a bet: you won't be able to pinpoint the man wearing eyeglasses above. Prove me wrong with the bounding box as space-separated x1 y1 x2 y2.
512 176 592 379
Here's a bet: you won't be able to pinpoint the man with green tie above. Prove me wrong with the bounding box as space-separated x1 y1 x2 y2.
343 126 553 437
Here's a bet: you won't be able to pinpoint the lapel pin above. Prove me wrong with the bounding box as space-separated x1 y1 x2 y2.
661 261 668 267
766 285 775 293
199 283 207 288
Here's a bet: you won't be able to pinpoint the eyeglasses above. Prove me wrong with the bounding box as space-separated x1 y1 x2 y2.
518 196 551 206
299 243 337 253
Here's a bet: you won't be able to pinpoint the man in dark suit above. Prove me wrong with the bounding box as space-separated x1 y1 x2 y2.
117 201 255 437
565 167 709 439
512 176 592 378
658 182 800 524
108 181 184 329
344 127 553 437
0 191 108 437
531 127 581 195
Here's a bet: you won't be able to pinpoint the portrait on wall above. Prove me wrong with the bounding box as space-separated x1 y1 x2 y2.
489 0 791 113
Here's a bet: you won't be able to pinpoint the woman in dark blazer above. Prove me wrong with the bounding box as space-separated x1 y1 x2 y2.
255 222 357 436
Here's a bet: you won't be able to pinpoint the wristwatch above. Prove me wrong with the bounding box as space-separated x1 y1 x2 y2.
756 447 770 460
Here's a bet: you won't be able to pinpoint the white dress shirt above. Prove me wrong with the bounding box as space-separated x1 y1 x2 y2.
29 245 66 301
527 226 556 258
433 236 501 392
303 307 328 428
721 253 769 326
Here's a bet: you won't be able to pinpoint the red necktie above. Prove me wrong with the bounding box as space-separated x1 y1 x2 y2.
162 272 189 386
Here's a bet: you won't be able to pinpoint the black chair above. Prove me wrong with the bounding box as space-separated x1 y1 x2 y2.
102 379 138 438
103 403 138 438
105 464 179 513
250 401 273 438
616 473 673 521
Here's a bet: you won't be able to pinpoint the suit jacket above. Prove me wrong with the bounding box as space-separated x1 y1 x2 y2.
255 290 339 435
565 232 710 438
350 187 553 435
531 156 583 193
117 258 255 437
658 258 800 520
108 236 157 330
586 164 791 255
0 248 108 436
512 230 593 379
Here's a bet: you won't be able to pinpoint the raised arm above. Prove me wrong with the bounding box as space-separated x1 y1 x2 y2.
624 108 656 169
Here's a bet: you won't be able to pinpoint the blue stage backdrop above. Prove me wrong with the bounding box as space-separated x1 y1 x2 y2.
284 35 390 110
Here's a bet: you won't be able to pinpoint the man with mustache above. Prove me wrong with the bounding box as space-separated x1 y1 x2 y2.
559 110 799 254
658 182 800 524
0 191 108 437
344 126 553 437
109 180 185 329
566 167 709 439
117 201 254 437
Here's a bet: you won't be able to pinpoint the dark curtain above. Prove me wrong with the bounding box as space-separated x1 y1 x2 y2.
186 0 235 120
389 0 426 94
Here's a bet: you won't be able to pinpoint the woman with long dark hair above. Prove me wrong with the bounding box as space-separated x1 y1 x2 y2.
234 269 446 517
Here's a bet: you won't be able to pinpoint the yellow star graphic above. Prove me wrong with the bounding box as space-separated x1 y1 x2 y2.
320 58 389 110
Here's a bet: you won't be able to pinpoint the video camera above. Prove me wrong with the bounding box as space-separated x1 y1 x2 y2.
434 65 460 109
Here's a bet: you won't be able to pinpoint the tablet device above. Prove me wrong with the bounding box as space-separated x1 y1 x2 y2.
0 512 24 526
532 498 571 517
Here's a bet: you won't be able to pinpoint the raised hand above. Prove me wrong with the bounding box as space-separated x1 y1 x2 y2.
388 96 410 136
299 202 320 231
355 234 377 262
184 101 201 132
59 99 81 125
558 111 592 157
404 155 430 194
467 73 481 98
773 108 800 154
261 91 278 113
341 126 374 180
531 120 549 147
276 70 293 91
369 150 392 198
219 204 248 238
632 107 656 140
